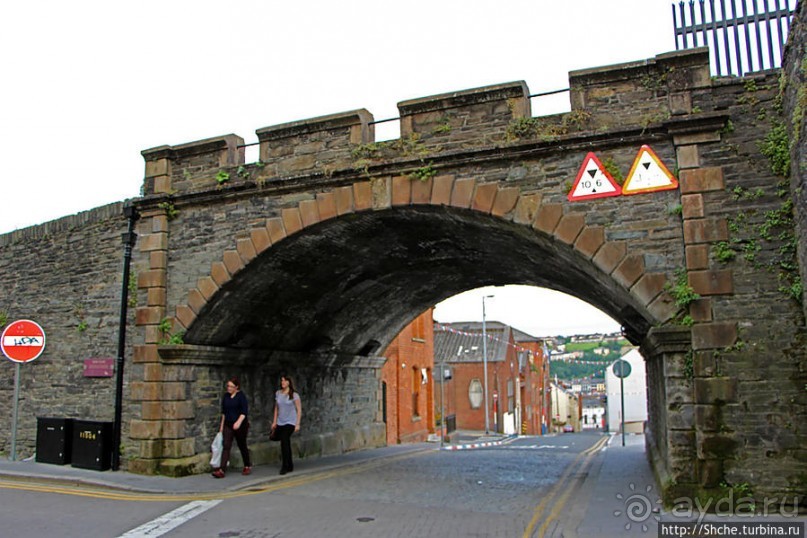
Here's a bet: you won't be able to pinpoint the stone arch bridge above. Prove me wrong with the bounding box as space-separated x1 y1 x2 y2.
1 40 805 505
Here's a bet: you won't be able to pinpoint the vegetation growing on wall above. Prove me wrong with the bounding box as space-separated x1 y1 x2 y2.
505 110 591 142
664 268 700 327
158 318 184 345
351 134 435 178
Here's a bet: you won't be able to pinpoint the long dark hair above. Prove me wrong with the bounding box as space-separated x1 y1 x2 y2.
227 376 240 391
279 373 296 400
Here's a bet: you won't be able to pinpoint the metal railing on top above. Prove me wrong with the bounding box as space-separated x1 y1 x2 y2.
672 0 796 77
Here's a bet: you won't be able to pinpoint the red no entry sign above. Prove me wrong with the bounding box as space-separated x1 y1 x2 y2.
1 320 46 363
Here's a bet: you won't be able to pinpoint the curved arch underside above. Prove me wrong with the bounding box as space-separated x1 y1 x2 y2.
185 205 653 354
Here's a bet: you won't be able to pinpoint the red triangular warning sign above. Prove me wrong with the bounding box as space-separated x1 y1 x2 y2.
568 152 622 202
622 145 678 195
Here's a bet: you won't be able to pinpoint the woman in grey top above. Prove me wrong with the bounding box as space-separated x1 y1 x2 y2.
272 373 302 475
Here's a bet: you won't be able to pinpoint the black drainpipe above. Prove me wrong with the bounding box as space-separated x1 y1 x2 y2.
112 202 139 471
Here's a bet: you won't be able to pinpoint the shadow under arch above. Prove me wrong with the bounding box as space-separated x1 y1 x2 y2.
184 204 656 354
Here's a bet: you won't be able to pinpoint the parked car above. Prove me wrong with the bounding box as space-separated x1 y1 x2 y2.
563 424 574 433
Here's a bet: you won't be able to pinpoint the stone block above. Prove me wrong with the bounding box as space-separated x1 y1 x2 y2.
391 175 411 206
135 306 164 325
370 176 391 210
471 183 498 213
147 287 166 306
681 194 704 219
196 276 219 302
411 176 433 204
133 345 159 364
142 363 163 382
152 215 169 234
150 251 168 270
692 322 737 350
144 325 161 344
554 212 586 245
298 199 320 227
153 176 172 194
693 350 716 377
697 433 738 460
130 419 162 439
613 254 645 288
249 227 272 255
334 186 354 215
593 241 627 274
222 250 244 276
680 167 725 193
142 401 194 421
316 192 337 221
533 203 563 234
677 145 699 169
210 261 230 287
689 298 713 322
281 208 303 235
686 244 709 270
353 181 372 211
450 178 475 208
266 217 287 244
139 233 168 252
667 403 695 429
491 187 520 217
688 269 733 296
144 157 170 178
632 272 667 305
684 218 729 244
694 377 738 404
138 269 166 289
648 293 678 322
694 404 722 432
574 226 604 259
236 237 258 264
187 288 206 315
513 192 542 225
431 175 454 205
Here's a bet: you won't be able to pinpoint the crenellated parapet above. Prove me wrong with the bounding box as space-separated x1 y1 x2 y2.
137 49 713 198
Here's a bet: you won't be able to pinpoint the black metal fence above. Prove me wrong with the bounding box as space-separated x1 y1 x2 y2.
673 0 796 77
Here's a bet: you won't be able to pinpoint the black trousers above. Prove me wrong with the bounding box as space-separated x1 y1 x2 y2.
220 421 251 471
276 424 295 471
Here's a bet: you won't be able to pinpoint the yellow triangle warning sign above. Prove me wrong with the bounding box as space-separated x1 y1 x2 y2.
622 145 678 195
567 152 622 202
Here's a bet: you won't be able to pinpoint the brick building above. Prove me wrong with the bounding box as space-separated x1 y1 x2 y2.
512 329 551 435
434 321 546 435
380 309 435 444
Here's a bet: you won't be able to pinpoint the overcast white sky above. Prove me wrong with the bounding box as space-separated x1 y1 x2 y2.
1 0 680 336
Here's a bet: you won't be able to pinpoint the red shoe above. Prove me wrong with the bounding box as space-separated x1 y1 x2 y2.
212 469 225 478
242 466 252 476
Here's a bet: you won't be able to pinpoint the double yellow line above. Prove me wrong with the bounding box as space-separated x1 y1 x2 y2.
522 435 609 538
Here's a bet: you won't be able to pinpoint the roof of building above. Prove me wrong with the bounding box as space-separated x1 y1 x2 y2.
433 321 513 363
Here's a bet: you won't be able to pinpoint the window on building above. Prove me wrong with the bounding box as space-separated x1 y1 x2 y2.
469 379 483 409
412 315 425 341
412 367 420 417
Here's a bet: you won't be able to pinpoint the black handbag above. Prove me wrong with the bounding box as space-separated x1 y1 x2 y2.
269 426 279 441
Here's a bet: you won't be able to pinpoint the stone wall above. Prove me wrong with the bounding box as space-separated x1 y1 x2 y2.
0 203 136 457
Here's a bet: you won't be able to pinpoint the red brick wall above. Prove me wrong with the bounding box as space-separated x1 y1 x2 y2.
380 309 435 444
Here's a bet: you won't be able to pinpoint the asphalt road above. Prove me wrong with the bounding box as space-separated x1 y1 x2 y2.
0 431 606 538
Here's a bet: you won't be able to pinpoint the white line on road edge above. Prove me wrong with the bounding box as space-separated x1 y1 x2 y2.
117 499 223 537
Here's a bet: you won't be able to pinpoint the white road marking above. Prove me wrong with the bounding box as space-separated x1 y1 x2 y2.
117 499 222 537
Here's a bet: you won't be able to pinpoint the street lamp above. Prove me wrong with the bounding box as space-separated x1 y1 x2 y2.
482 294 494 434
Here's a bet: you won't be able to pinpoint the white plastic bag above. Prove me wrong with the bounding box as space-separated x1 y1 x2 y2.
210 432 223 468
